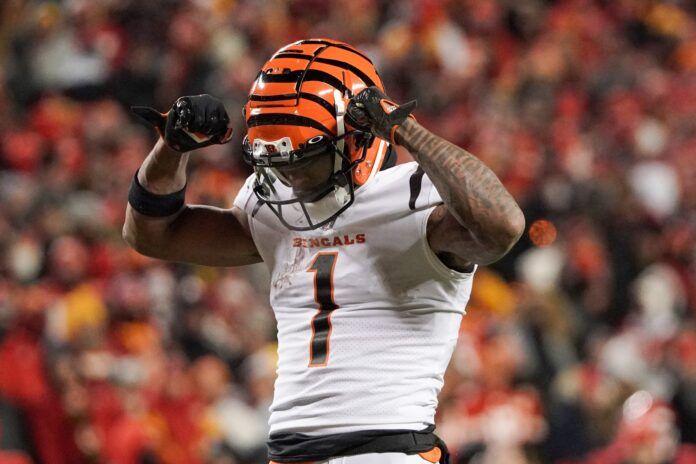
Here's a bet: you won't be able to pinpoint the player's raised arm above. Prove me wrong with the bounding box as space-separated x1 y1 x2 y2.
347 87 525 267
122 95 262 267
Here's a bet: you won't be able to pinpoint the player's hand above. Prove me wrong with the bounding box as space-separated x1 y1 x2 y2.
131 95 233 152
346 87 416 144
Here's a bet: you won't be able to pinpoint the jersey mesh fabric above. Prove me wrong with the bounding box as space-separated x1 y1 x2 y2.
234 162 475 435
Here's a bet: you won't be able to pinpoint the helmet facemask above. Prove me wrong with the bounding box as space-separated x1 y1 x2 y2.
243 129 373 231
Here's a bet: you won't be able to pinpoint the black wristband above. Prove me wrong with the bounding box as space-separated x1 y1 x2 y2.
128 170 186 217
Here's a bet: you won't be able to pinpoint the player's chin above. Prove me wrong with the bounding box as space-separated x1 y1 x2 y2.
293 183 333 202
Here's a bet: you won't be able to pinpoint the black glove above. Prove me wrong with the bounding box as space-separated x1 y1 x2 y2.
131 95 233 152
346 87 416 144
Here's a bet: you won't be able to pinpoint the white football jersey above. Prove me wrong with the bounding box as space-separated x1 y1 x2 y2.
233 161 475 435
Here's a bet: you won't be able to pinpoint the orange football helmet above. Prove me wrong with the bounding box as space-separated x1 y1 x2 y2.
242 39 391 231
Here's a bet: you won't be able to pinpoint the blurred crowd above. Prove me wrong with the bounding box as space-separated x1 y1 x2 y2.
0 0 695 463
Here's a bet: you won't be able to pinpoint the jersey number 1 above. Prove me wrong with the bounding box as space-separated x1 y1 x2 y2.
307 252 338 367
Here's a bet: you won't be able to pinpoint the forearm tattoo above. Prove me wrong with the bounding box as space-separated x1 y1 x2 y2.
395 119 524 251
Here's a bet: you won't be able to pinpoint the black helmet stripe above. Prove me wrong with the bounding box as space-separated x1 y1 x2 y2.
273 53 377 88
274 52 311 59
298 69 351 95
316 57 377 88
257 70 303 83
248 92 336 118
258 69 350 95
247 114 334 136
297 39 374 64
248 93 297 100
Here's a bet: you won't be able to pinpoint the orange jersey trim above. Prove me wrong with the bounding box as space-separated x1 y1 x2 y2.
419 446 442 463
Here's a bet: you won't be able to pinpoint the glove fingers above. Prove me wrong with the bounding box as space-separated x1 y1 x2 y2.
205 105 231 136
191 111 207 133
184 95 211 133
183 97 227 136
131 106 167 134
346 101 370 129
209 100 233 143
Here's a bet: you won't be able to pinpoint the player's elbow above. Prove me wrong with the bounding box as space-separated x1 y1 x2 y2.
122 212 165 258
123 226 166 259
122 220 147 254
505 207 526 246
493 207 526 254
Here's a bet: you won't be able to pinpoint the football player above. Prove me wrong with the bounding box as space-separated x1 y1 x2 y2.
124 39 525 464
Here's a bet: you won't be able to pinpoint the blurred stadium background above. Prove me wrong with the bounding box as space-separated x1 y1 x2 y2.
1 0 695 463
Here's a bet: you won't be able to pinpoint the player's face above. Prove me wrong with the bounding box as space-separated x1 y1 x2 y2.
276 154 334 201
